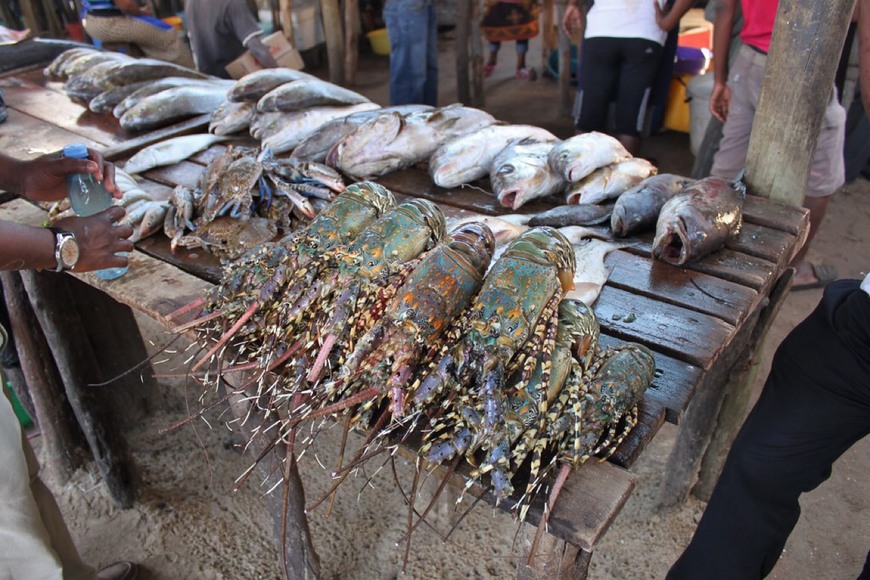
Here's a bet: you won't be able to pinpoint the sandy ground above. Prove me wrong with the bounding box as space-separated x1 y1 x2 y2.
30 27 870 579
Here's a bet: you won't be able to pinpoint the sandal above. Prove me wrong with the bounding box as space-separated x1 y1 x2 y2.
484 63 496 77
792 262 838 291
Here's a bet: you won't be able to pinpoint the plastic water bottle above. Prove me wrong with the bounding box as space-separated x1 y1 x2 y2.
63 143 129 280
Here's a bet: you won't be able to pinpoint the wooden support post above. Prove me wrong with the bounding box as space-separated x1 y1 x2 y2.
540 0 555 77
67 277 160 426
470 0 484 107
320 0 344 85
20 270 138 509
744 0 856 206
279 0 294 46
344 0 359 86
2 271 87 481
456 0 471 104
227 387 321 579
516 531 590 579
692 269 795 500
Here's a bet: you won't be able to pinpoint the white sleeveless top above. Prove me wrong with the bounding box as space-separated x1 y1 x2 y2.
584 0 669 46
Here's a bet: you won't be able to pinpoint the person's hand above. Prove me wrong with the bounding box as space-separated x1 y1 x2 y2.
562 3 583 38
709 81 731 123
54 206 134 272
20 147 120 203
654 0 675 32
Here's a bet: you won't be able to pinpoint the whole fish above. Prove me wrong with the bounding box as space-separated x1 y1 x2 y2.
548 131 632 183
58 50 132 79
260 102 382 155
120 85 229 132
248 111 290 141
99 58 209 87
429 124 559 188
329 104 497 180
43 46 101 79
565 157 657 205
130 201 170 243
611 173 694 237
490 140 566 210
123 134 228 174
226 68 318 102
209 100 255 135
256 78 370 112
528 203 613 227
652 176 745 266
291 104 431 162
89 80 151 114
113 77 233 119
63 59 127 105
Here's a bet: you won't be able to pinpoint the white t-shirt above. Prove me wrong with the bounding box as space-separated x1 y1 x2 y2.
585 0 669 45
861 272 870 296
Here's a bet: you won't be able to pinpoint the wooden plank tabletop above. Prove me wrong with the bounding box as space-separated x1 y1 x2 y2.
0 64 810 557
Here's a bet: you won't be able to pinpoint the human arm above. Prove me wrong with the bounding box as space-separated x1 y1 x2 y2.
710 0 738 122
113 0 152 17
0 149 120 204
562 0 586 39
245 34 279 69
0 210 134 272
655 0 698 33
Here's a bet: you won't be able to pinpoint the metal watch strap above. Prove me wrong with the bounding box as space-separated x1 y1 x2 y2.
48 226 74 272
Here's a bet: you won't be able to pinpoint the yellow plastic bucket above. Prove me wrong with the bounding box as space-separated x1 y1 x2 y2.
367 28 390 56
162 16 184 31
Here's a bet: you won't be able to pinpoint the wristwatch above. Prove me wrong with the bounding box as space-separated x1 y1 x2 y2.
48 227 80 272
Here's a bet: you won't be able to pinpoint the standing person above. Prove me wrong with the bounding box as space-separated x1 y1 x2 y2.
0 149 138 580
667 273 870 579
185 0 279 79
562 0 695 155
482 0 540 80
82 0 194 68
707 0 845 290
383 0 438 106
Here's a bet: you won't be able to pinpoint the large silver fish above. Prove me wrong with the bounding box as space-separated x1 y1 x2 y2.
260 102 381 155
490 140 565 210
226 68 318 102
565 157 657 205
112 77 232 119
89 80 152 114
58 50 132 79
652 176 745 265
248 111 292 141
291 104 431 162
548 131 632 183
329 104 496 180
429 124 558 188
44 47 101 79
123 133 228 174
611 173 694 237
209 100 255 135
98 58 209 88
119 85 229 131
256 78 370 112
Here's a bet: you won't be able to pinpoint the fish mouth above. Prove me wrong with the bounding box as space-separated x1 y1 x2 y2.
657 219 689 265
498 189 519 209
565 191 581 205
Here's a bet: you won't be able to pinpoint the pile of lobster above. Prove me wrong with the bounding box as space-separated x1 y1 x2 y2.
171 180 656 552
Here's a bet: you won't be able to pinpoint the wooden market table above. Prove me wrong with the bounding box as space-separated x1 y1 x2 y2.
0 65 809 577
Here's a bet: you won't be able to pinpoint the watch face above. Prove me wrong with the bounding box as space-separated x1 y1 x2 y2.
59 236 80 269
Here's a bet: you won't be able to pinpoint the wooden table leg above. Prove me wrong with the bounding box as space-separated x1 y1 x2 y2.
516 526 591 579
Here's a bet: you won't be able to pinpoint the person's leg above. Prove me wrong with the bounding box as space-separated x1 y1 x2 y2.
669 280 870 579
487 41 500 69
0 384 97 580
384 0 432 106
791 89 846 287
710 46 765 180
575 38 620 134
612 38 662 156
83 15 194 68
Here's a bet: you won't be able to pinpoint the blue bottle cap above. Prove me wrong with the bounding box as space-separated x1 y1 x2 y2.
62 143 89 159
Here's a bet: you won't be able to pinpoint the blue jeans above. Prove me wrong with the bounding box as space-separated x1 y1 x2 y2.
383 0 438 106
